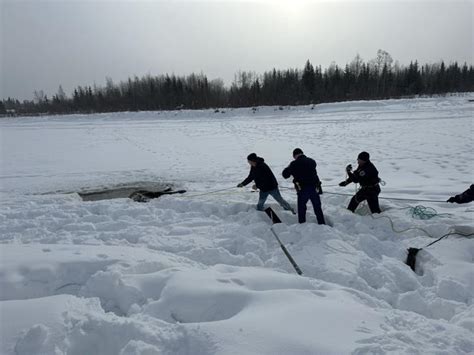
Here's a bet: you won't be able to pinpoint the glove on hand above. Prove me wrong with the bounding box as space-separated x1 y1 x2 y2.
446 196 456 203
345 164 352 173
339 181 349 187
316 181 323 195
237 183 244 188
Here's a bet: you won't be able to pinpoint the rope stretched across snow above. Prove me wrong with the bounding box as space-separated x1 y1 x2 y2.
178 185 465 205
317 189 449 204
173 185 473 240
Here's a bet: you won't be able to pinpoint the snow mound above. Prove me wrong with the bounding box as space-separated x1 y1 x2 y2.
1 95 473 354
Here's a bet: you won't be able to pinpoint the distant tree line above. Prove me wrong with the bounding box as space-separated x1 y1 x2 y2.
2 50 473 115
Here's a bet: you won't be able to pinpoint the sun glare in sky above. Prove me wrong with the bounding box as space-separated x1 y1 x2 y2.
2 0 472 100
273 0 311 22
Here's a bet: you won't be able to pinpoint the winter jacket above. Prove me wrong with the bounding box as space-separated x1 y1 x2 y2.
282 155 321 189
452 184 474 204
240 157 278 192
345 161 380 187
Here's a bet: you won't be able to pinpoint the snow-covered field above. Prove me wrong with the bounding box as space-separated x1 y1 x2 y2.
1 95 473 354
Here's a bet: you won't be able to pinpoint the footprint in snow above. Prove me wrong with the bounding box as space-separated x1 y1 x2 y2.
231 278 245 286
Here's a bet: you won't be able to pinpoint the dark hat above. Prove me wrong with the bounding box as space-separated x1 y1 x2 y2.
293 148 304 156
357 151 370 161
247 153 258 162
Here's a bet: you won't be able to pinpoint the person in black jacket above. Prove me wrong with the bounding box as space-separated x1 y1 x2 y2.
447 184 474 204
282 148 326 224
238 153 295 213
339 151 381 214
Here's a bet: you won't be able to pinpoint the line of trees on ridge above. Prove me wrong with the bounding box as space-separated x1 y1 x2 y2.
1 50 473 116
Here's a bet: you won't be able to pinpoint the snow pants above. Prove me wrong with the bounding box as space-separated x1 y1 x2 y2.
297 186 326 224
348 185 381 214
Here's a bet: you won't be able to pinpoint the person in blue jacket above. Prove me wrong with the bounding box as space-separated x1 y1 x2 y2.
238 153 295 213
282 148 326 224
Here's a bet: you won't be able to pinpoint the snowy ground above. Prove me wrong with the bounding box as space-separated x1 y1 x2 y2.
1 95 473 354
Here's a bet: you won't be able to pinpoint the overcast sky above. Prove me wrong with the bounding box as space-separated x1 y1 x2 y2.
1 0 472 101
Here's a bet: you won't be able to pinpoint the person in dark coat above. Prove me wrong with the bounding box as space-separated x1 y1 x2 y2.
238 153 295 213
339 151 381 214
447 184 474 204
282 148 326 224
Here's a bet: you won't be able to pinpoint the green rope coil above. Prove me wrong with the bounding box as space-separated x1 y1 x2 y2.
408 205 438 220
406 205 451 220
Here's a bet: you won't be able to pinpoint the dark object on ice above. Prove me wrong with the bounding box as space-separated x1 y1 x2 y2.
405 230 474 273
265 206 282 224
406 247 421 272
264 207 303 275
129 188 186 202
447 184 474 204
79 182 171 201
